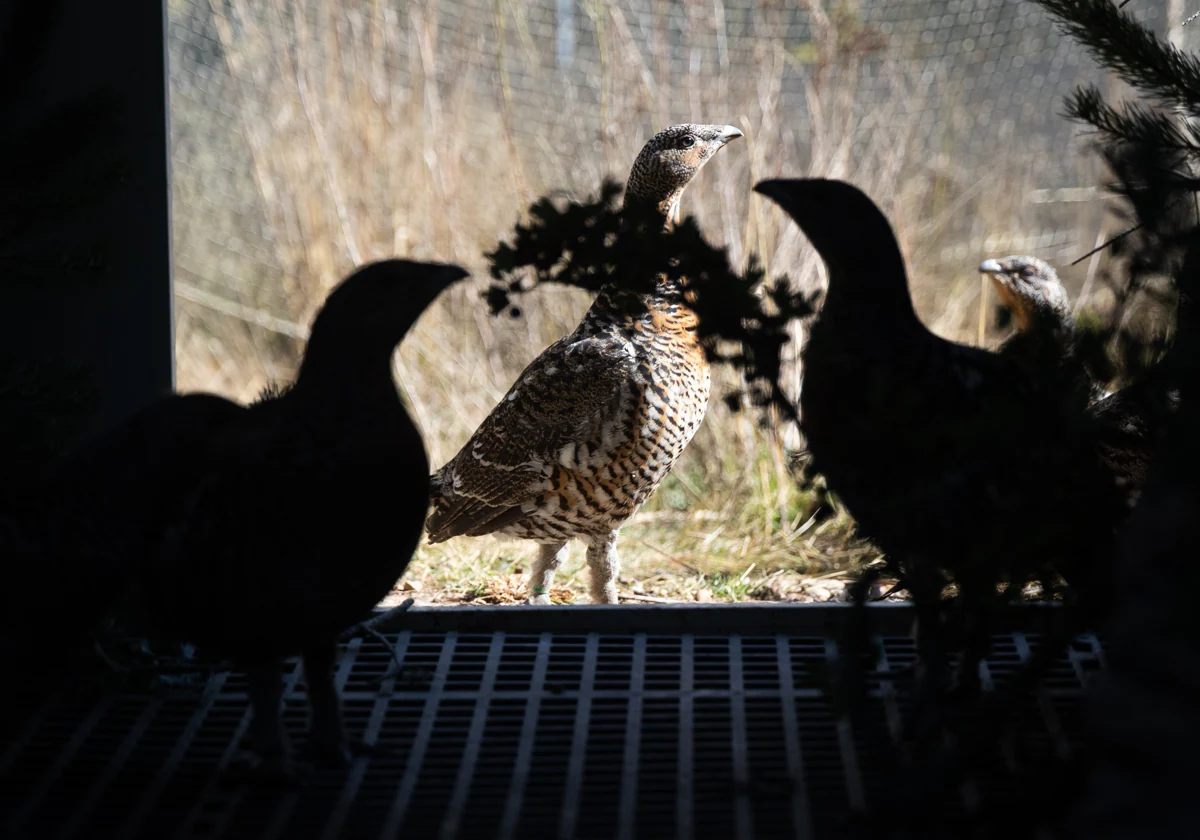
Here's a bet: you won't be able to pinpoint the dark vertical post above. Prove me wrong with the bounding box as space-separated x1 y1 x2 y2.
0 0 174 441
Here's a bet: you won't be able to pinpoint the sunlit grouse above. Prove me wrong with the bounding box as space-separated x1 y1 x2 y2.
981 256 1075 357
979 255 1099 400
426 123 743 604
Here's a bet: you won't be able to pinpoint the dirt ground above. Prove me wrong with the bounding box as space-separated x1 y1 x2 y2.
379 568 909 607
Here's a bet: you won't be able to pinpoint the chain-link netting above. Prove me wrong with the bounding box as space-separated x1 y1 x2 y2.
166 0 1175 456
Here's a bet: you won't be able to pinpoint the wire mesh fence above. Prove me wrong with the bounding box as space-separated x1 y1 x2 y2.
166 0 1172 464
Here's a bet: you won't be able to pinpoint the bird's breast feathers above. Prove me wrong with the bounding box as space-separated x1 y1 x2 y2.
431 308 710 533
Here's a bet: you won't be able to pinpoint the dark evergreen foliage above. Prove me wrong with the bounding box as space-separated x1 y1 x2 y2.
1031 2 1200 835
485 179 816 421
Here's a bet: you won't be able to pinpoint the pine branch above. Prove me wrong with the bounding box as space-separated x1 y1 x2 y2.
1035 0 1198 389
1067 85 1200 155
1037 0 1200 117
484 181 815 423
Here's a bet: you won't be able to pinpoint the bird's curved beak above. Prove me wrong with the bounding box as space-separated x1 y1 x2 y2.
434 264 472 287
978 260 1015 299
753 179 814 223
716 125 744 146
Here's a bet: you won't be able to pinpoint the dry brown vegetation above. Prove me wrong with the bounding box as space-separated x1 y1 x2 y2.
168 0 1112 603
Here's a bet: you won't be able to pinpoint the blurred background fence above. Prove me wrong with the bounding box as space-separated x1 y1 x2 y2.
165 0 1183 582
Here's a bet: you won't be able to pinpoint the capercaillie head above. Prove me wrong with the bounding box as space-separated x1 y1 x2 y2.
978 255 1071 333
625 123 744 225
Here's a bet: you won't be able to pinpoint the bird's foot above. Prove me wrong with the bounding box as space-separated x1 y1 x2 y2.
526 587 552 605
948 669 984 708
224 750 310 789
306 736 391 767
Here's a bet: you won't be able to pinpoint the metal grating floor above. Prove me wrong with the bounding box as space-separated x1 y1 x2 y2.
0 605 1104 839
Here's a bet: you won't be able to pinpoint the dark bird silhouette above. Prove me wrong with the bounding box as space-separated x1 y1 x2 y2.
980 254 1177 504
143 259 467 779
426 124 743 604
0 393 243 675
754 178 1125 685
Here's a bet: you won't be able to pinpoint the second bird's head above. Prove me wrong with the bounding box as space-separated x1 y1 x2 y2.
627 123 744 218
303 259 470 363
978 255 1069 332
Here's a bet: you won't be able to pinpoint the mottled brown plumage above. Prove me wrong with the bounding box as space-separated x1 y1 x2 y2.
427 123 743 603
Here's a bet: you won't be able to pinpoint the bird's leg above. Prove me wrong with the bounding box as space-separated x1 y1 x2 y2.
301 640 388 765
243 659 299 783
301 641 350 766
586 532 621 604
528 541 568 605
906 558 950 744
950 576 992 704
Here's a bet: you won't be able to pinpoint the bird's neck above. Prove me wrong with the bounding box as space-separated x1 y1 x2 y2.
655 194 683 229
614 187 686 300
622 185 682 231
292 334 402 410
587 276 685 319
1027 303 1076 338
818 246 924 342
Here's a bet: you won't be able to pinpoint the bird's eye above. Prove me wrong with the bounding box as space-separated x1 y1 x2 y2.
1020 266 1036 278
678 135 696 149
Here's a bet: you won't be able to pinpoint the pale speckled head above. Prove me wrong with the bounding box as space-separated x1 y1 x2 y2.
978 255 1071 333
625 123 744 224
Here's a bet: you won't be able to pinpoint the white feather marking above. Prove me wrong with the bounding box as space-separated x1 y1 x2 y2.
558 443 576 467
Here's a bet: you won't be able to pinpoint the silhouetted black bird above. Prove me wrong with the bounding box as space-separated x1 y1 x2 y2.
754 178 1123 641
144 259 467 779
0 393 243 674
